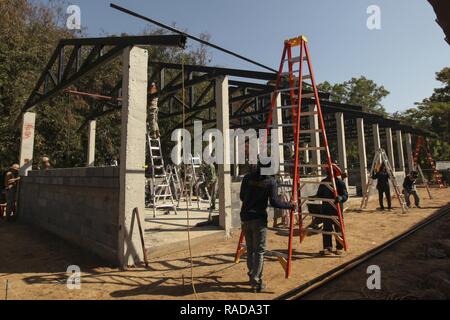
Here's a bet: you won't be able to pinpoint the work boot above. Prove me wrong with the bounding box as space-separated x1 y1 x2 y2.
253 282 267 293
319 248 333 256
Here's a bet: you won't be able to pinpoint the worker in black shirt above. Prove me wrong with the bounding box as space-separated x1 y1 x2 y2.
240 161 295 292
403 171 420 208
372 163 392 210
311 164 348 256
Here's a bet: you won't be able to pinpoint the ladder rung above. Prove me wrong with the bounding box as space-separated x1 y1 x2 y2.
303 228 341 236
300 129 321 134
283 56 307 63
299 111 318 116
300 197 334 203
299 146 325 151
301 212 341 220
282 162 323 168
301 180 332 185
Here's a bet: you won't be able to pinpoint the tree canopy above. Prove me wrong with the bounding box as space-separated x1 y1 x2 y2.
318 76 390 115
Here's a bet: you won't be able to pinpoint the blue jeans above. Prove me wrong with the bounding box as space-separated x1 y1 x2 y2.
242 219 267 286
405 190 420 207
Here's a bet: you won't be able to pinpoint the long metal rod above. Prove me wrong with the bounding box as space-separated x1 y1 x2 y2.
110 3 277 73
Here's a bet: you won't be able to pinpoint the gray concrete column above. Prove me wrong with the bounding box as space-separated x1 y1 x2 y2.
396 130 405 172
335 112 348 178
215 76 232 236
87 120 96 167
19 112 36 176
385 127 395 171
233 135 239 178
405 133 414 172
118 46 148 267
372 123 381 150
309 104 321 174
272 93 284 173
357 118 368 192
372 123 381 164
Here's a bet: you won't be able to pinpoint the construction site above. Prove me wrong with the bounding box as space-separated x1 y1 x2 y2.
1 1 450 303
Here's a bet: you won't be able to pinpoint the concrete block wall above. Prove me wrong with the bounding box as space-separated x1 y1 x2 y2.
19 167 120 263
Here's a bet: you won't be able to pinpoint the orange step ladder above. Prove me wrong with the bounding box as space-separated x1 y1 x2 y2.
412 136 444 188
234 35 348 278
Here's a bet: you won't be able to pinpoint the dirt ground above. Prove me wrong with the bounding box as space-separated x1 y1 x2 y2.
301 205 450 300
0 188 449 300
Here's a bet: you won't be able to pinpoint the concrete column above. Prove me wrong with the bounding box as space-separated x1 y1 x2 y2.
357 118 368 193
385 127 395 171
372 123 381 150
272 93 284 173
396 130 405 172
309 104 321 174
405 133 414 172
87 120 96 167
335 112 348 179
233 135 239 178
215 76 232 236
118 46 148 267
372 123 381 164
19 112 36 176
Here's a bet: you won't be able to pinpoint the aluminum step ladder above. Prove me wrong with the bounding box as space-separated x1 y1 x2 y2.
146 135 177 217
360 148 408 213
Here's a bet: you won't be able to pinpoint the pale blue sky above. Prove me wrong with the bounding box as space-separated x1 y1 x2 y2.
55 0 448 113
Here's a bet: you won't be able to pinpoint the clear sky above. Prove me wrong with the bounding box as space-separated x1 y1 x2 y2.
53 0 448 113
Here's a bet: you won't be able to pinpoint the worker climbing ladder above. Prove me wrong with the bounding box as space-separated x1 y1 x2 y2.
234 35 348 278
360 148 408 213
147 135 177 217
412 136 444 188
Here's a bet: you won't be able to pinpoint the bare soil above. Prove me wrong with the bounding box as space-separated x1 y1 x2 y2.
0 188 449 300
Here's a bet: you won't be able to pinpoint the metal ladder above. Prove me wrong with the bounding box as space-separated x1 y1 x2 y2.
147 135 177 217
167 164 183 201
178 154 201 208
413 136 444 188
416 164 432 199
360 148 408 213
234 35 347 278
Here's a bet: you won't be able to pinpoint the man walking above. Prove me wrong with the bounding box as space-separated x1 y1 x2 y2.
372 163 392 210
239 161 295 292
403 171 421 208
311 164 348 256
4 164 20 221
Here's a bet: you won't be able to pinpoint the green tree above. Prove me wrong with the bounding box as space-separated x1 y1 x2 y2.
318 76 389 115
393 67 450 161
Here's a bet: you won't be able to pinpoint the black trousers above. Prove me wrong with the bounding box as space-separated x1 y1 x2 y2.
378 187 391 208
322 206 344 250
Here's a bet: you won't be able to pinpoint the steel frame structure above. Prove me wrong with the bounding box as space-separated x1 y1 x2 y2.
19 35 429 142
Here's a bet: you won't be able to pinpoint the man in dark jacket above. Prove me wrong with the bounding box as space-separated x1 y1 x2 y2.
372 163 392 210
312 164 348 256
403 171 420 208
240 162 295 292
